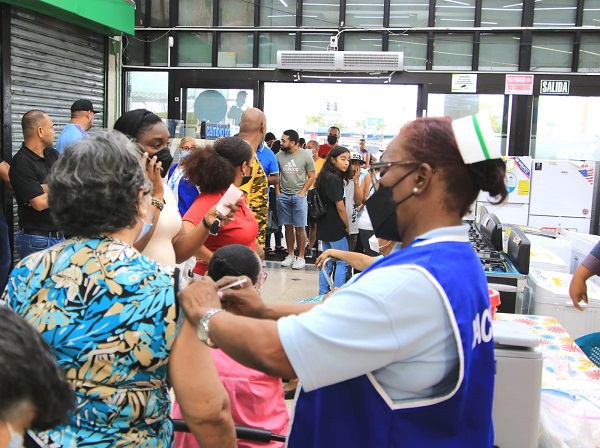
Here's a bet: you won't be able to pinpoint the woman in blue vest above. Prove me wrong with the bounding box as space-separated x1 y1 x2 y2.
179 115 507 447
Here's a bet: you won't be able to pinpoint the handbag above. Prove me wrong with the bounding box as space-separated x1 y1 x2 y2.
307 188 326 219
267 208 279 233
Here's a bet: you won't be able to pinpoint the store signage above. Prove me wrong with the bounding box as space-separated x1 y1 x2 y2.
451 74 477 93
205 123 230 139
540 80 570 95
504 74 534 95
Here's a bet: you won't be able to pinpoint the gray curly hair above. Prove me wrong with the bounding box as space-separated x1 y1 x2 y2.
48 130 151 237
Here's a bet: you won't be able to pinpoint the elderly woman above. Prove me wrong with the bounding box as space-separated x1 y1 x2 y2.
3 131 236 447
178 116 508 447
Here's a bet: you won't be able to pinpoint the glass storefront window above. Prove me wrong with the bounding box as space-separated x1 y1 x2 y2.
532 96 600 160
184 88 254 137
150 0 169 26
218 33 254 67
435 0 476 27
179 0 213 26
578 34 600 73
582 0 600 26
259 33 296 67
389 1 429 28
135 0 146 26
220 0 254 26
261 0 298 26
427 93 507 152
481 0 523 27
123 33 145 66
388 34 428 70
149 32 169 66
479 34 519 71
433 34 473 70
125 71 169 115
531 33 574 72
178 33 213 66
533 0 577 26
343 33 383 51
345 0 384 28
301 33 334 51
302 0 340 27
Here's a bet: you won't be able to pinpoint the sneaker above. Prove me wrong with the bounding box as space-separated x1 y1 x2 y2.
305 248 313 259
292 257 306 270
281 255 296 267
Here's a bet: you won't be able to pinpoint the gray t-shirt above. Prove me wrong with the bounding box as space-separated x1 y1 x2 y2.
276 149 315 194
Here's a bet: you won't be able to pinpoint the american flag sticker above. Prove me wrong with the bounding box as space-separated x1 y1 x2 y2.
578 164 595 185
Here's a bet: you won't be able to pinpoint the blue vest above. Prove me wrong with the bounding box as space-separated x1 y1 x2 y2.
288 236 495 448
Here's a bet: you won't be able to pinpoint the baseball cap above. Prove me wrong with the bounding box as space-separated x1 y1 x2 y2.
349 151 366 165
71 99 98 113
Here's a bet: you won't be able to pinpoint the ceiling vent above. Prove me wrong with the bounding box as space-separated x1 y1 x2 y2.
277 51 403 72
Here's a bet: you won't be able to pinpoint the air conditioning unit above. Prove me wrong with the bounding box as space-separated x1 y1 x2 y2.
277 51 403 72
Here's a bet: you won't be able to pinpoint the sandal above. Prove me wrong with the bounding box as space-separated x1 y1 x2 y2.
264 247 276 256
275 246 287 253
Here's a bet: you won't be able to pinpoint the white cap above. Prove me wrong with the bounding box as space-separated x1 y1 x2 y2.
451 113 501 164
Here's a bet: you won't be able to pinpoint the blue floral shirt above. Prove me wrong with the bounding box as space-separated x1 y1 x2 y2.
3 236 180 447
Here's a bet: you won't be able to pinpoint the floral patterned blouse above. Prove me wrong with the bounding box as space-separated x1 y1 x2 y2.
3 236 181 447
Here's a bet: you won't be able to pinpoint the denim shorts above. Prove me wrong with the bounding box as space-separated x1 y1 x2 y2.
15 230 64 260
276 193 308 228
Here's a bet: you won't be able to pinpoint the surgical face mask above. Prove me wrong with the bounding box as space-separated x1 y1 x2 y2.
327 134 338 145
135 212 153 243
365 167 418 241
180 150 191 160
368 234 381 253
305 148 313 155
154 147 173 177
7 423 24 448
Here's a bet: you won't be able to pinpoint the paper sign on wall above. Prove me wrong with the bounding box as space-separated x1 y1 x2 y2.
505 74 534 95
451 74 477 93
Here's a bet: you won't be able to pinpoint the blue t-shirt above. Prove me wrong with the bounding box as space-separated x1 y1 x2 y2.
56 123 88 153
166 164 200 216
256 142 279 177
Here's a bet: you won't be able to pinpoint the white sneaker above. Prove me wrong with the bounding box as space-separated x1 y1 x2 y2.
281 255 296 267
292 257 306 270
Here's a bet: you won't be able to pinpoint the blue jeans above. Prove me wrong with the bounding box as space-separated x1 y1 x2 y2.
15 230 64 260
0 212 11 293
319 237 349 295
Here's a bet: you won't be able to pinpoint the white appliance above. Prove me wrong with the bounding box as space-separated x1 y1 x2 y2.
524 231 572 271
492 319 542 448
560 229 600 275
477 156 532 226
527 269 600 339
529 246 568 273
528 160 600 233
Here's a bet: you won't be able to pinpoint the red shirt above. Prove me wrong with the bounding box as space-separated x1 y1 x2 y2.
318 143 334 159
183 190 259 275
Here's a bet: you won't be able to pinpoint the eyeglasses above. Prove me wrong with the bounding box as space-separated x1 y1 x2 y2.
369 160 421 191
180 146 195 151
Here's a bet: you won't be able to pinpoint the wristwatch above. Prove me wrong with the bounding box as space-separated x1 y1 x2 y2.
197 309 227 348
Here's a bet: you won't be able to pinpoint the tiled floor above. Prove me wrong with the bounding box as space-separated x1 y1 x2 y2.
261 260 320 306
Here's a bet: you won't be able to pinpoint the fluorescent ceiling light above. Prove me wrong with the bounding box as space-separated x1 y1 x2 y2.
444 0 471 5
481 21 498 25
268 14 294 17
354 16 384 18
279 0 288 7
503 2 523 7
439 18 475 22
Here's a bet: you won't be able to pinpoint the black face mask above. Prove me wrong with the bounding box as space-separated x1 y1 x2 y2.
240 174 252 186
154 147 173 178
327 134 338 145
365 167 418 241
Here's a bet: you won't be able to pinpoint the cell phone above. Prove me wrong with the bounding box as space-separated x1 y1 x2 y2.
144 153 164 173
218 277 248 291
320 258 335 291
217 184 244 216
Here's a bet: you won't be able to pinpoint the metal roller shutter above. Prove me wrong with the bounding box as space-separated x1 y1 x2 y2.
8 7 107 256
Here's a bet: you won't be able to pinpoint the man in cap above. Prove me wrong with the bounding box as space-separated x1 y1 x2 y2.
55 99 98 153
345 151 366 253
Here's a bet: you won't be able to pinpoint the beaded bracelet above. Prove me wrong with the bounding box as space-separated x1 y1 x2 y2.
151 197 165 211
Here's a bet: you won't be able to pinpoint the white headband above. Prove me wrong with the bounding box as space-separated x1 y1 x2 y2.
451 113 501 164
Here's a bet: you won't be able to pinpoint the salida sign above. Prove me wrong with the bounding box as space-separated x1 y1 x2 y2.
540 80 570 95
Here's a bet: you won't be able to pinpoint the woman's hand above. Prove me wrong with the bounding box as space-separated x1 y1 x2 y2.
178 277 222 327
315 249 334 269
144 153 164 198
204 197 242 228
216 276 268 318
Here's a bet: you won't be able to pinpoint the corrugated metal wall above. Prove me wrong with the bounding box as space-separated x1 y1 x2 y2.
10 7 106 153
8 7 107 255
